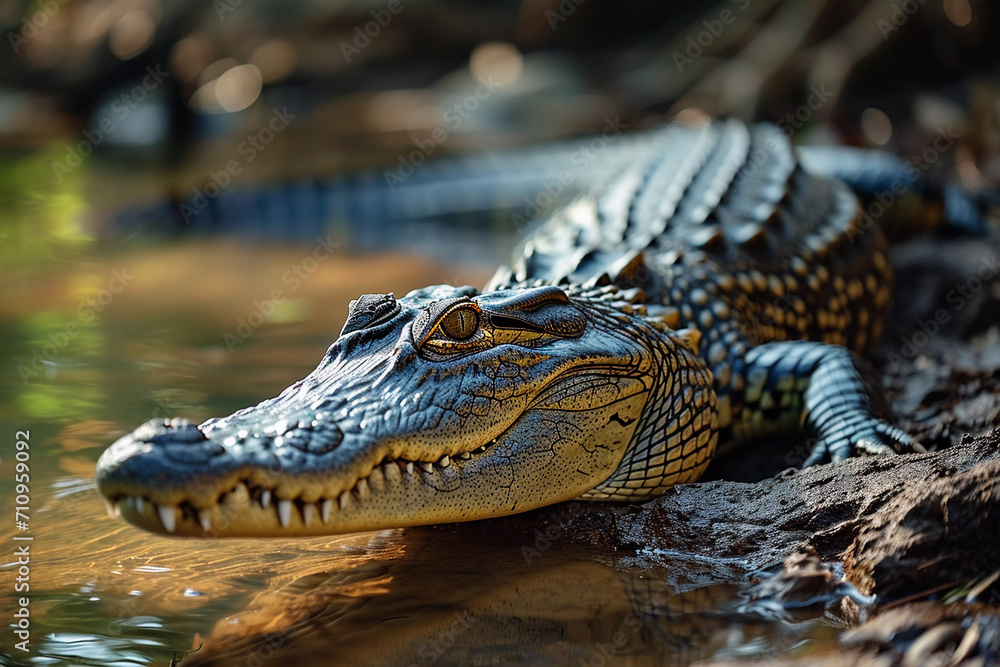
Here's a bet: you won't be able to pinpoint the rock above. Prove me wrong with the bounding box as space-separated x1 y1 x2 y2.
621 430 1000 590
843 455 1000 601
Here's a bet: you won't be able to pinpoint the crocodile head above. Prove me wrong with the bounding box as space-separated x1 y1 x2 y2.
96 284 716 537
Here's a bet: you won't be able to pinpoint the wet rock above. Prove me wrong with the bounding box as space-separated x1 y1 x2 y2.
619 431 1000 582
840 603 1000 666
739 547 870 625
696 603 1000 666
843 451 1000 601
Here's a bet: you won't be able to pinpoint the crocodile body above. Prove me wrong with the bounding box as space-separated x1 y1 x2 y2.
97 118 934 537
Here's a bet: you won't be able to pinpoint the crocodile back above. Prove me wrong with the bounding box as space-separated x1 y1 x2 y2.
488 119 893 360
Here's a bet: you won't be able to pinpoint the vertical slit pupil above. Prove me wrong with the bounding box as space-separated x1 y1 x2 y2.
442 308 478 340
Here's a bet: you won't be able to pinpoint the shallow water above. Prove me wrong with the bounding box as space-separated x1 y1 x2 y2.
0 153 845 666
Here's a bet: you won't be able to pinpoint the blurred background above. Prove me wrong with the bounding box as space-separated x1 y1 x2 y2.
0 1 998 665
1 0 998 250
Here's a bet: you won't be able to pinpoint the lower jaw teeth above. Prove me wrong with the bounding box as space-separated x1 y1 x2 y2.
124 445 491 534
278 499 292 528
157 505 177 533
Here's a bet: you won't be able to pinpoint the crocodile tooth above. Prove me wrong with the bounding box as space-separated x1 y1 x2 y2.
405 461 414 475
302 503 315 525
339 492 349 510
381 463 400 484
260 489 271 509
419 461 433 473
458 452 471 459
198 510 212 532
438 455 451 468
321 499 333 523
135 498 144 512
356 478 370 498
157 505 176 533
104 499 120 517
277 499 292 528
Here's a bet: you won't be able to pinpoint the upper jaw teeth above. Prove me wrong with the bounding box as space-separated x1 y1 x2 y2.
110 438 503 534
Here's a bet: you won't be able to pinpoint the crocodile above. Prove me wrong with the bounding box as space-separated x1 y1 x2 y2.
97 117 988 538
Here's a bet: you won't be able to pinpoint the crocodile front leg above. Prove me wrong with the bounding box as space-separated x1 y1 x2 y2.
728 341 923 466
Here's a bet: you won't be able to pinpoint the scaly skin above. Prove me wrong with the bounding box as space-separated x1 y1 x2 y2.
96 119 929 537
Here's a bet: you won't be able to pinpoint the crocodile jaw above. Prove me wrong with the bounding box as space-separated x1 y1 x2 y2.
97 386 648 537
95 284 696 538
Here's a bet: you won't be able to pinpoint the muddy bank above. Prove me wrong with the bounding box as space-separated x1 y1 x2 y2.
442 431 1000 665
455 430 999 591
632 430 999 590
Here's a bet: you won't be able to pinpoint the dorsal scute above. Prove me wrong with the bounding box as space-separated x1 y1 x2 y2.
489 119 861 316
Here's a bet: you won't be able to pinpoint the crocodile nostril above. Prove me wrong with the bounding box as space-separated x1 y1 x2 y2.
130 418 209 445
162 439 226 464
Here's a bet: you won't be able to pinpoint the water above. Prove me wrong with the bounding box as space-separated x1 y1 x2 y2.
0 151 844 666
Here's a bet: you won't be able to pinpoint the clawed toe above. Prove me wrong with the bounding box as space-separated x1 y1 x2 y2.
803 419 922 468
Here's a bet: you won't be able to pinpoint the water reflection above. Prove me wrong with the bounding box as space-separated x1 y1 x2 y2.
0 156 841 666
178 528 836 666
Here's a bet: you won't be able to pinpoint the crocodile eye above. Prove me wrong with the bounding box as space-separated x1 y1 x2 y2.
440 307 478 340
